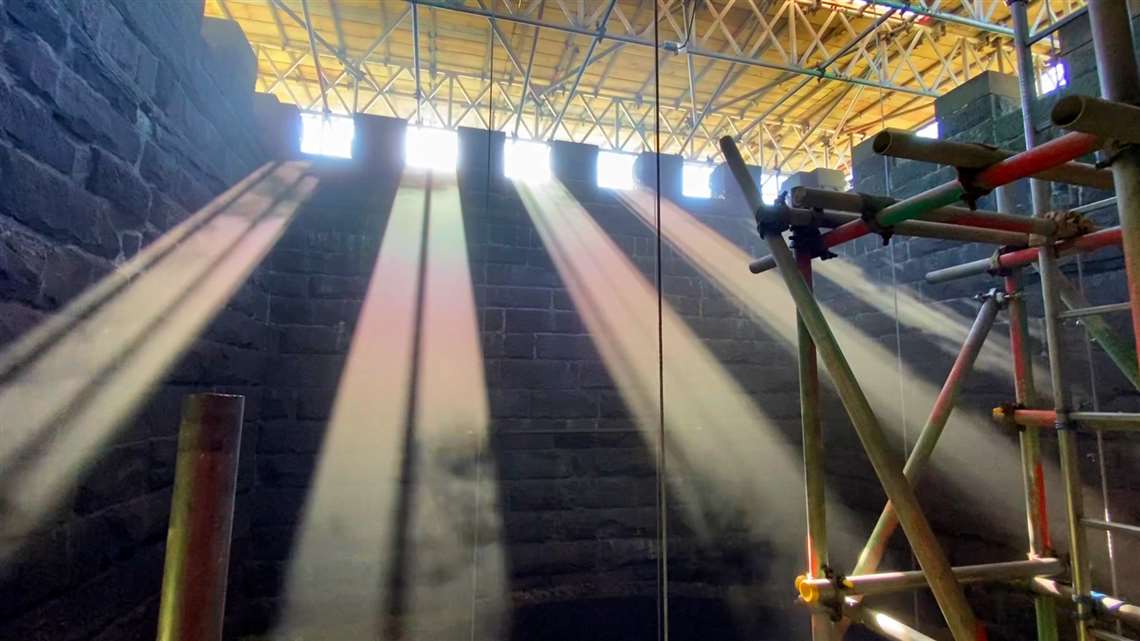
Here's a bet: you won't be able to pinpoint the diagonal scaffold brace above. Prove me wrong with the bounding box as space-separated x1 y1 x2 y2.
719 135 987 641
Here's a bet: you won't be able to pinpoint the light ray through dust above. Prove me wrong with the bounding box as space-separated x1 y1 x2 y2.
617 188 1048 546
0 162 317 556
515 178 864 568
277 168 505 641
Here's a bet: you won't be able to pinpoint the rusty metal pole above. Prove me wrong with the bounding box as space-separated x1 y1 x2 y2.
1010 1 1092 638
1087 0 1140 386
797 251 835 641
156 393 245 641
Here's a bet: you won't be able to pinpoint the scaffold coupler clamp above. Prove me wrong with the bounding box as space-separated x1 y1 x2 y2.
858 193 893 245
821 565 847 621
1054 409 1075 433
1073 591 1098 621
975 287 1009 308
991 402 1023 431
790 225 837 262
955 166 992 211
986 245 1017 277
755 207 788 239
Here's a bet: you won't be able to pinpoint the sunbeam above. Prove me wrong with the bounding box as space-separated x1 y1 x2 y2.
515 178 863 574
276 168 505 641
617 188 1048 550
0 161 317 556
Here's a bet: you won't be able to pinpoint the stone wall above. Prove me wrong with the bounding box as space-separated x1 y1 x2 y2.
0 1 269 639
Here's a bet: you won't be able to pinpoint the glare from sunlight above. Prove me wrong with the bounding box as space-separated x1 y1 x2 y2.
596 151 637 190
405 126 459 171
300 112 355 159
682 162 714 198
504 139 552 183
1038 62 1067 95
915 120 940 139
761 172 787 204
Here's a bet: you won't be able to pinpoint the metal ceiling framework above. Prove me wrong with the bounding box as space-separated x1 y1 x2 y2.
205 0 1084 175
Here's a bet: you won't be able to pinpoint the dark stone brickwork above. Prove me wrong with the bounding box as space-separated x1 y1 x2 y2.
0 1 268 640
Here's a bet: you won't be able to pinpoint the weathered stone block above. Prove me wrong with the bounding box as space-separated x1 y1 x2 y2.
0 84 75 174
87 147 150 226
5 0 66 50
54 69 141 162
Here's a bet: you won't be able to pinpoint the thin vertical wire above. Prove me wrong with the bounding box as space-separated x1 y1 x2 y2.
1076 255 1122 634
653 0 669 639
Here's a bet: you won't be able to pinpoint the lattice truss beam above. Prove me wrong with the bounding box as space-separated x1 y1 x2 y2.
206 0 1081 174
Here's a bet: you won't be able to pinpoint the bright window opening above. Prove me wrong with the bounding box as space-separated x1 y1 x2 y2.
596 151 637 190
1038 62 1067 95
915 120 940 139
300 112 354 158
682 162 714 198
405 126 459 171
761 172 787 204
504 139 551 183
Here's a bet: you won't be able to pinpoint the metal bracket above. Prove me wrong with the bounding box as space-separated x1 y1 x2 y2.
789 225 837 261
1072 592 1098 621
991 402 1023 430
956 166 991 210
858 193 894 245
822 564 847 622
976 287 1010 309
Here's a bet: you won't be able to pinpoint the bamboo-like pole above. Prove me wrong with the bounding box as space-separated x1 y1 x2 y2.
1030 578 1140 629
797 252 834 641
871 129 1114 190
788 187 1037 233
1000 408 1140 432
799 558 1064 603
157 394 245 641
924 227 1122 284
1052 95 1140 146
720 135 983 641
850 295 1001 577
1009 1 1093 635
1006 274 1060 641
793 133 1101 259
1086 0 1140 393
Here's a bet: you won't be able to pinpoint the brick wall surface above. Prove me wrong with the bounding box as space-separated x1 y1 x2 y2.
0 1 268 640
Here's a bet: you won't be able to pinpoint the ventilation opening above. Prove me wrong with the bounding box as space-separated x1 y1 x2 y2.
682 162 714 198
300 112 354 159
405 126 459 171
504 140 552 183
597 151 637 190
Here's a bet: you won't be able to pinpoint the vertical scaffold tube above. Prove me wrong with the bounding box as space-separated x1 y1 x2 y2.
1087 0 1140 384
720 136 984 641
1010 1 1092 638
156 393 245 641
798 252 834 641
1004 270 1059 641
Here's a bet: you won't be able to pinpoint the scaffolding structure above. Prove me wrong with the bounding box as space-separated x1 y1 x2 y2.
721 0 1140 638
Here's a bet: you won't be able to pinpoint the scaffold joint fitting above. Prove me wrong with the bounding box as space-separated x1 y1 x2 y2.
790 225 837 261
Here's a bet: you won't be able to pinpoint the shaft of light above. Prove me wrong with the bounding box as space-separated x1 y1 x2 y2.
278 169 503 641
0 162 315 555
